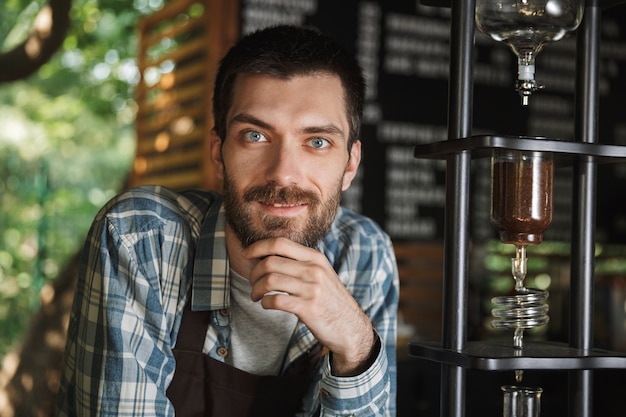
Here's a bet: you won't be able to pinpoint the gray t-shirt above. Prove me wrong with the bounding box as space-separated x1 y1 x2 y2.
225 269 299 376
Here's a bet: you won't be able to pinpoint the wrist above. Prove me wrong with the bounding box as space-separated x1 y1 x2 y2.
330 327 380 377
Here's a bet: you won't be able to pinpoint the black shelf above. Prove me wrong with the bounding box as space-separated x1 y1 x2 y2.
413 135 626 163
409 340 626 371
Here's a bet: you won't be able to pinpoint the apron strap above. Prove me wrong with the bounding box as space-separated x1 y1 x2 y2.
168 300 324 417
174 301 211 352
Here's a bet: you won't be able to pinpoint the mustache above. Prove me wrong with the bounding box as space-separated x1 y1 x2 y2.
243 184 319 206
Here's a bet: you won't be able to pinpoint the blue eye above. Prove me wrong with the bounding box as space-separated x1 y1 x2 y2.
310 137 329 149
246 131 266 142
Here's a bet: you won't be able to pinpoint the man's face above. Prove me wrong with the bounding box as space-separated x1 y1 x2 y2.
212 73 361 248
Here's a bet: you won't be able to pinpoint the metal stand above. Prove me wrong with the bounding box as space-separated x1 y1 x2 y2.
410 1 626 416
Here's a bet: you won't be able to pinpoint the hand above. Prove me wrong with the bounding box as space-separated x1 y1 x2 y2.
242 237 376 376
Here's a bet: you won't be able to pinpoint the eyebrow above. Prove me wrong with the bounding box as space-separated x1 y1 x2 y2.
302 124 345 138
229 113 346 139
229 113 272 130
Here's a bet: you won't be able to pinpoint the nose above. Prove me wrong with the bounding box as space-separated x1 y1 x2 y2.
263 141 304 186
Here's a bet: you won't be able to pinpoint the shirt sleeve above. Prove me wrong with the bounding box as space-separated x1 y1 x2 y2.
56 193 190 417
318 333 390 417
318 225 399 417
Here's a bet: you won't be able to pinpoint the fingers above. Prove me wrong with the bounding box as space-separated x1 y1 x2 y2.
243 237 323 299
247 254 321 301
242 237 315 261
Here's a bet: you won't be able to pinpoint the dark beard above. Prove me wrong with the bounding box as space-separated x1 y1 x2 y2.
222 175 342 248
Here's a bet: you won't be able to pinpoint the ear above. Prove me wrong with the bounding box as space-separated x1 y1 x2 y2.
341 140 362 191
209 130 225 181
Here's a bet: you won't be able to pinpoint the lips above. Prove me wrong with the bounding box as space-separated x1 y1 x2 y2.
266 201 306 208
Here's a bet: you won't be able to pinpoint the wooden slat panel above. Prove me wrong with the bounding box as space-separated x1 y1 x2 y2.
146 82 205 111
140 148 203 173
144 37 206 70
145 88 204 111
138 0 202 30
137 103 205 134
134 62 206 105
394 241 445 258
398 265 443 281
143 15 205 49
131 0 239 191
135 169 205 190
393 241 444 342
136 129 204 154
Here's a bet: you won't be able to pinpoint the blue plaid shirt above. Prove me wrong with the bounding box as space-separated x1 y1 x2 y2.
56 185 398 417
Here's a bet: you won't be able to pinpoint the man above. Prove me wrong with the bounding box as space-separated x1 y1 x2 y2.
56 24 399 417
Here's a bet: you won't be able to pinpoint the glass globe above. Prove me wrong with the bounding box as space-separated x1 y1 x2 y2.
476 0 584 105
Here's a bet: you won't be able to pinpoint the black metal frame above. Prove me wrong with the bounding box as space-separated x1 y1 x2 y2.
409 1 626 416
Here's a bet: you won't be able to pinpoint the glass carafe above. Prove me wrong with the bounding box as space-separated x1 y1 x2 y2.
502 385 543 417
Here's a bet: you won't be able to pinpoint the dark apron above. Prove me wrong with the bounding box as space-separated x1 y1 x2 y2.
166 302 323 417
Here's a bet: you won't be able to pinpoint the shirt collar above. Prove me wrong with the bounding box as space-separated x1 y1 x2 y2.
191 196 230 311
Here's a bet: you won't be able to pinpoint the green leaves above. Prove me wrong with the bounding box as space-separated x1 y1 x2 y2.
0 0 160 356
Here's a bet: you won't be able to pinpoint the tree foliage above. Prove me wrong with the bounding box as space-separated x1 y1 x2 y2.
0 0 71 83
0 0 164 395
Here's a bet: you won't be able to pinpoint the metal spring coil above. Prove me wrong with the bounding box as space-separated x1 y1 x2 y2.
491 288 550 330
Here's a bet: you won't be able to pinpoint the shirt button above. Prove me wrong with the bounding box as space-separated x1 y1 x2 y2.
320 388 331 399
217 346 228 357
219 308 229 317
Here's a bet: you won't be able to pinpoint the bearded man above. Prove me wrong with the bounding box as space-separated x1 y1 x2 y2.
57 24 399 417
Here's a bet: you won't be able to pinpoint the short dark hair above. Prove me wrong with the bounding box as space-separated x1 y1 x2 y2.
212 25 365 150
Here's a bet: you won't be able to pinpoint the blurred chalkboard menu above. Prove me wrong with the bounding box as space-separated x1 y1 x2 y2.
239 0 626 244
